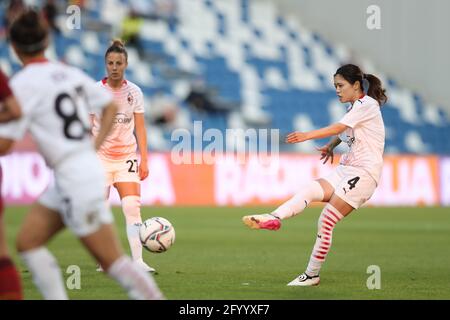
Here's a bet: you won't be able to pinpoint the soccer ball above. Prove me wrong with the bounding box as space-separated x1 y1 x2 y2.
139 217 175 253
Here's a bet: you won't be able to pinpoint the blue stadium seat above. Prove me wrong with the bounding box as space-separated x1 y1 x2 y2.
2 0 446 154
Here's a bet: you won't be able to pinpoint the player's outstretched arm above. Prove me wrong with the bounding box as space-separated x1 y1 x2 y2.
134 113 149 181
94 102 118 151
285 123 347 144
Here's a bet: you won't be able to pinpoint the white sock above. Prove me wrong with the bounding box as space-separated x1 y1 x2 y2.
126 223 143 261
20 247 68 300
306 204 344 276
122 196 143 261
107 255 163 300
272 181 324 219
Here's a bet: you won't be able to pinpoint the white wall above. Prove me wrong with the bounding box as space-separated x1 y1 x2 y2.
275 0 450 110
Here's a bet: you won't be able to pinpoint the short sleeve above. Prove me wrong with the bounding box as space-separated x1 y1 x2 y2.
339 102 378 129
133 87 145 113
0 70 13 101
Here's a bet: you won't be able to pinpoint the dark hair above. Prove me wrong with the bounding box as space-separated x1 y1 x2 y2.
9 9 49 55
105 39 128 62
334 64 387 106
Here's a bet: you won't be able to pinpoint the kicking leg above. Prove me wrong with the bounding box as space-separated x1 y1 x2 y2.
242 179 334 230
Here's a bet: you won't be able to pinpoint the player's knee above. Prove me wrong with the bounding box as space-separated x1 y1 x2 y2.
16 223 49 252
121 196 141 224
16 230 38 252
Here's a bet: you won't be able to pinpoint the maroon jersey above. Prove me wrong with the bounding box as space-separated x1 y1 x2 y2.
0 70 10 214
0 166 3 214
0 70 13 101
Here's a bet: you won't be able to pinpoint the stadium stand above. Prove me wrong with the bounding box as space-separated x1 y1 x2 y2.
1 0 449 154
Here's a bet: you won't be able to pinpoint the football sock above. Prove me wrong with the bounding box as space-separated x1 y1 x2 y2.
20 247 68 300
122 196 143 261
126 224 143 261
272 181 324 219
0 257 23 300
306 204 344 276
107 255 163 300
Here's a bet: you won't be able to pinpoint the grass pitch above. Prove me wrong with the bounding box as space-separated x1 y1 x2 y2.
4 205 450 300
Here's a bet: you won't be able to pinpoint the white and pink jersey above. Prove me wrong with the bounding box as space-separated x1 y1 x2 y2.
338 95 385 184
91 78 145 160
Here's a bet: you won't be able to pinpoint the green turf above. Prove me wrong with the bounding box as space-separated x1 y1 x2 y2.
3 206 450 300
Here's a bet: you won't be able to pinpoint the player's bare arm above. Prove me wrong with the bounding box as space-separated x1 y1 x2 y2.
94 102 118 151
0 137 14 155
0 91 21 153
134 112 149 181
285 123 347 144
0 95 22 123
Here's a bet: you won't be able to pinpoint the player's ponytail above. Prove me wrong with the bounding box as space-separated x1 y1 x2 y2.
105 39 128 62
364 73 387 106
335 64 387 106
9 9 49 55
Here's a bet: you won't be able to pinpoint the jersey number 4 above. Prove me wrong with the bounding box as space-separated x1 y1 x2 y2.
55 86 90 140
347 176 360 190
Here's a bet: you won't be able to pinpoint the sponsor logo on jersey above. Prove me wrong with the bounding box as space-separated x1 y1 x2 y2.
114 112 132 125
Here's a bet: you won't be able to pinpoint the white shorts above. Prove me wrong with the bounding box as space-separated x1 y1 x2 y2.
100 154 140 186
38 152 114 237
321 165 377 209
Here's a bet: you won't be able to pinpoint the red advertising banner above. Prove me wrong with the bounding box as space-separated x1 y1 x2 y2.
0 152 444 207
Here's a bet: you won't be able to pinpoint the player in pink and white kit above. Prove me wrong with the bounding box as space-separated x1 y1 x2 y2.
243 64 387 286
91 40 153 272
0 10 163 299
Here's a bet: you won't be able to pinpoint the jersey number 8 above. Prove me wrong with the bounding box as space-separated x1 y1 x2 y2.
54 86 90 140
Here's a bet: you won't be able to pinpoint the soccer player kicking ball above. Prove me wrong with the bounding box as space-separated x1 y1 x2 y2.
91 40 153 273
0 10 163 299
243 64 386 286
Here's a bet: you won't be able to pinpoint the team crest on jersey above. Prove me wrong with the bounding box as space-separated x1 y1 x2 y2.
127 92 134 105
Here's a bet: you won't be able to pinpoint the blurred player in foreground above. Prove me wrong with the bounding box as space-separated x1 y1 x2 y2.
0 69 23 300
0 10 163 299
91 40 153 272
243 64 387 286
